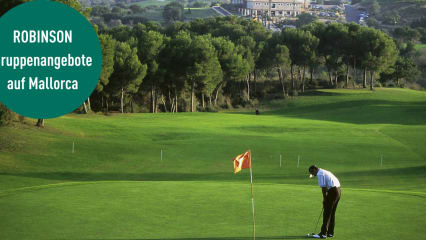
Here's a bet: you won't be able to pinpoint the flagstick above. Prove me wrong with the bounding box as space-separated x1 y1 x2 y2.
297 155 300 168
249 153 256 240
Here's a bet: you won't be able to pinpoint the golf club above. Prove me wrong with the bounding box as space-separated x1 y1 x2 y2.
307 208 323 237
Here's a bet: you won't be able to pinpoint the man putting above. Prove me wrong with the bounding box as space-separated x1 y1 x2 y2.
309 165 341 239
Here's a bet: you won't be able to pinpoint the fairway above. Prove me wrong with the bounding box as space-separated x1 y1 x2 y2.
185 8 221 20
0 88 425 239
130 0 175 8
132 7 220 24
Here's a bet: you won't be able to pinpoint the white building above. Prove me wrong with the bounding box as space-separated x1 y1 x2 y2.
232 0 308 17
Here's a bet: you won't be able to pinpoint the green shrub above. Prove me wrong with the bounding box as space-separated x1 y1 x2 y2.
18 114 25 123
385 81 396 87
0 103 15 126
308 79 320 89
290 89 298 97
197 105 218 112
218 96 233 110
374 81 382 88
337 81 346 88
406 82 424 90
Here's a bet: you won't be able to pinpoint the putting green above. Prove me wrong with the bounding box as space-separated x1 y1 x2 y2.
0 181 424 240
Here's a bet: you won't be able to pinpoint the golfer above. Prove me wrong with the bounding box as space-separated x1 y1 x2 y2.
309 165 341 239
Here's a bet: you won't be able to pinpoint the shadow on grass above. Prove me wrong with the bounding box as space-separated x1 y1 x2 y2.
0 171 299 182
339 165 426 177
1 166 425 185
297 90 345 97
234 99 426 125
68 236 308 240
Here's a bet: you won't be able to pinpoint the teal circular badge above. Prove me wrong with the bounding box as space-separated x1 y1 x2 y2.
0 0 102 119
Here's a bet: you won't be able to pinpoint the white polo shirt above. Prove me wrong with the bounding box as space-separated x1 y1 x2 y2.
317 168 340 190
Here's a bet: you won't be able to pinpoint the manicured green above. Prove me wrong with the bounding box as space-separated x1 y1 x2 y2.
0 181 424 239
0 88 425 239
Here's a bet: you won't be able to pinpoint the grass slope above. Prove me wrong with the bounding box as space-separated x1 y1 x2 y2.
185 8 220 20
0 88 425 239
131 0 175 8
133 7 219 24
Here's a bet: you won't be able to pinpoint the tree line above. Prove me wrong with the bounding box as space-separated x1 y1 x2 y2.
87 16 403 114
0 0 421 126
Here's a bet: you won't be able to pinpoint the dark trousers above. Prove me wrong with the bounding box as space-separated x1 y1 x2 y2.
321 187 341 235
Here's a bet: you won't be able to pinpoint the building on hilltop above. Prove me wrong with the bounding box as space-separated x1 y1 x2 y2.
231 0 309 17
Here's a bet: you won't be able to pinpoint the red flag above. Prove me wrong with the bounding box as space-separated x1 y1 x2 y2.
233 150 251 174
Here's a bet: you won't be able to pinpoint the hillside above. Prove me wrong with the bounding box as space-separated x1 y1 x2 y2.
1 88 425 189
353 0 426 26
0 88 425 239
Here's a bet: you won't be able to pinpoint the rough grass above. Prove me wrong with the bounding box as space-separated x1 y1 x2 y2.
0 88 425 239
